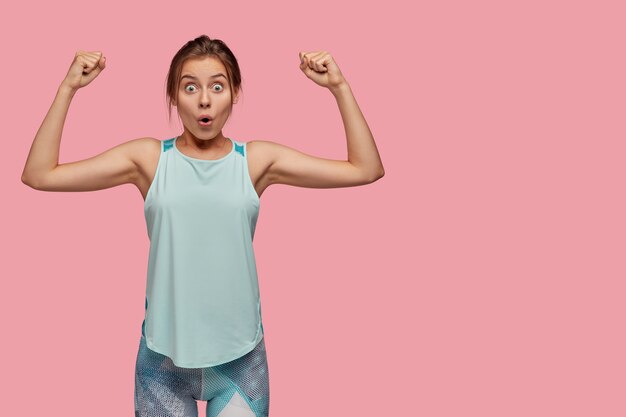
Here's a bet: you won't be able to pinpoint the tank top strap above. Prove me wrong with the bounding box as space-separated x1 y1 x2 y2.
163 138 175 153
234 140 245 158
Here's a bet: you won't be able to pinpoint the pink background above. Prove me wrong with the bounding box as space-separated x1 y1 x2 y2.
3 0 625 416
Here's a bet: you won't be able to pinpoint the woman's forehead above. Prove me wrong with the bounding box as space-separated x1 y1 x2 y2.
181 56 227 78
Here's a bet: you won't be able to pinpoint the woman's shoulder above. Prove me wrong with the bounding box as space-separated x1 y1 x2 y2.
242 140 279 189
139 137 165 148
245 139 278 164
245 139 283 155
130 136 162 157
127 137 162 172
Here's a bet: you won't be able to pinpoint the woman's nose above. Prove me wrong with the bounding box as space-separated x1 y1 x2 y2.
200 88 211 106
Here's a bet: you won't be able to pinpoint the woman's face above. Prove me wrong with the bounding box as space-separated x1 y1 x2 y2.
175 56 238 141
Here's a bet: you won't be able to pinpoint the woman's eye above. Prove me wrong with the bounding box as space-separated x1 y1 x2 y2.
184 84 222 92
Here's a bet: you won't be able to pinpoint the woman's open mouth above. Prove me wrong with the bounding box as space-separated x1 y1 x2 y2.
198 118 213 127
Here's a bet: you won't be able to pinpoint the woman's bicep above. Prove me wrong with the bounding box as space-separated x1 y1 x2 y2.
259 140 372 189
27 137 154 192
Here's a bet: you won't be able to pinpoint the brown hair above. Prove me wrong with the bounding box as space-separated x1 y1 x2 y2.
165 35 242 123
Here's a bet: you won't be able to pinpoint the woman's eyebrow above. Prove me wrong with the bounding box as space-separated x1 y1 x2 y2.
180 73 227 81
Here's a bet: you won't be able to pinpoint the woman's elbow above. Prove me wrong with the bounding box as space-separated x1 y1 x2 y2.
21 172 44 190
22 176 38 190
366 169 384 184
373 166 385 181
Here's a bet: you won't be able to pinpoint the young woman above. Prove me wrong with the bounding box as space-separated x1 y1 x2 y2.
22 35 384 417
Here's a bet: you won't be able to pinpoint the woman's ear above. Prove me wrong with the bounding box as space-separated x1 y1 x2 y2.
233 89 240 104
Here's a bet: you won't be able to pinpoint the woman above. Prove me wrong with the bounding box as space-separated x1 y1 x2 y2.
21 35 384 417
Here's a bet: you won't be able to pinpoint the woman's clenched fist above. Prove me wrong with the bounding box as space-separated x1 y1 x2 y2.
61 50 106 91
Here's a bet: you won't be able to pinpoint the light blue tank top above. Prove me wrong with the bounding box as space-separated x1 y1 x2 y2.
141 136 264 368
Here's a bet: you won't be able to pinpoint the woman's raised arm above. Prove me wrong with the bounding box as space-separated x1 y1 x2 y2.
21 50 151 192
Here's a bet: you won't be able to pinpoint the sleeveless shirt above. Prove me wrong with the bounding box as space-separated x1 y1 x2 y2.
140 136 264 368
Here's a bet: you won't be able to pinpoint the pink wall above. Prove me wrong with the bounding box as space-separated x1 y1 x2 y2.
4 0 625 416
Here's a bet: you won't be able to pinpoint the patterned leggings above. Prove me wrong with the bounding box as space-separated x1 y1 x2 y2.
134 335 270 417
